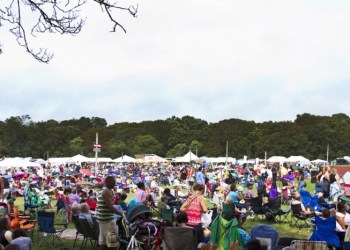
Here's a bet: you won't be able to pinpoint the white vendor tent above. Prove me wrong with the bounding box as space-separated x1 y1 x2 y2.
0 158 40 172
311 159 328 165
68 154 90 163
175 151 199 163
114 155 136 163
211 157 236 164
88 157 114 163
144 154 167 163
267 156 287 163
47 157 71 165
286 156 311 165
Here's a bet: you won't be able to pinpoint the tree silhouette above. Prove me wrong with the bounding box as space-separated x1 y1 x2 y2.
0 0 137 63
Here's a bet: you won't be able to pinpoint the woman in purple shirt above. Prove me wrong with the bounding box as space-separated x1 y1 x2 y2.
68 188 80 205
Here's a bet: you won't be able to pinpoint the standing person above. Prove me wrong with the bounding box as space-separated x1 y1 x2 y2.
330 168 341 202
297 169 305 193
180 166 187 184
180 184 208 244
271 164 278 187
243 164 250 188
322 166 331 199
195 167 205 185
96 176 124 250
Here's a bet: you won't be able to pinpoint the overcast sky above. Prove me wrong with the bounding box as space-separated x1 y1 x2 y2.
1 0 350 125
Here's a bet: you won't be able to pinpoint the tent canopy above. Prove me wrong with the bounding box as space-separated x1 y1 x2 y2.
311 159 328 165
175 151 199 163
210 157 236 164
114 155 136 163
286 156 311 165
267 156 287 163
0 158 40 172
88 157 114 163
144 154 167 163
68 154 90 163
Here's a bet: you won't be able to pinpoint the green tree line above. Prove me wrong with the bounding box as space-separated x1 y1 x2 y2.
0 113 349 160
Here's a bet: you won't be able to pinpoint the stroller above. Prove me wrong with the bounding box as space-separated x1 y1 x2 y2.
120 201 161 250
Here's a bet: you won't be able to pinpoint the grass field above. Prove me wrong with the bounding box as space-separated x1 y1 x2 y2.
11 179 316 249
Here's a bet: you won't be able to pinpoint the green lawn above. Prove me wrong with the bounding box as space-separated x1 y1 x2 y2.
12 180 315 249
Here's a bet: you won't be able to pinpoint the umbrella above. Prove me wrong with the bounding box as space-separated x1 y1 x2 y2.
13 173 25 179
80 169 91 176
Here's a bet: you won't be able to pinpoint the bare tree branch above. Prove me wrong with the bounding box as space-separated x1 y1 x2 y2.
0 0 138 63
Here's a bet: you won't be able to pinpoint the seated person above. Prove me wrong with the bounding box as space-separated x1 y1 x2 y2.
175 212 204 246
10 229 32 250
227 183 242 203
322 208 332 219
336 203 350 232
158 196 170 213
71 204 81 216
223 198 244 227
227 183 249 211
291 193 311 216
163 188 176 203
117 193 128 210
79 203 94 227
245 183 256 199
176 212 191 227
316 190 327 204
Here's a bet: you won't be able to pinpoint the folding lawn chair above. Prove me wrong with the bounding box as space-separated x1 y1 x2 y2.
71 215 84 249
38 210 68 248
299 190 312 208
266 197 291 224
309 216 341 249
160 207 173 223
291 240 328 250
162 227 197 250
79 216 100 250
250 196 266 221
281 187 290 205
250 224 279 250
290 203 311 229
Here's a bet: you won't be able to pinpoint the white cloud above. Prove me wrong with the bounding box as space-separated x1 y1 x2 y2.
1 0 350 124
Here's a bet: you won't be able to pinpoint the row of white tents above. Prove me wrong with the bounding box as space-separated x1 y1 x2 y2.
0 153 329 171
266 155 328 166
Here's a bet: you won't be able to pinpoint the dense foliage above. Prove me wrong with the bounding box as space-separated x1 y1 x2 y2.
0 113 349 160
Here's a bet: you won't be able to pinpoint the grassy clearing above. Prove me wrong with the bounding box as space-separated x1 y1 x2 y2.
11 179 315 249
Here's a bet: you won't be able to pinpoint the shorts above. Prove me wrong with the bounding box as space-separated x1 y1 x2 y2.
98 219 119 247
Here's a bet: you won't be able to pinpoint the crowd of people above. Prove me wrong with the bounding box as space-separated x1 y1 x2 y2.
0 160 349 249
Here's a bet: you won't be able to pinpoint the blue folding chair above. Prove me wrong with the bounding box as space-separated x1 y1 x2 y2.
38 210 67 248
299 190 312 208
309 216 341 249
250 224 279 250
